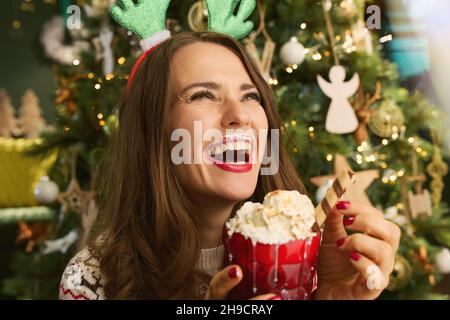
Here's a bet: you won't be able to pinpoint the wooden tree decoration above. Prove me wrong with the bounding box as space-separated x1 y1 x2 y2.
426 131 448 209
400 142 433 219
17 89 46 138
352 81 381 144
244 0 275 82
0 89 18 138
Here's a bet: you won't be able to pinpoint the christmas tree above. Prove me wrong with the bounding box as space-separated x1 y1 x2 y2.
1 0 449 299
17 89 46 139
0 89 17 138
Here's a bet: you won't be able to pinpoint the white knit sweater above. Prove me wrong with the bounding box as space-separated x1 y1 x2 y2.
59 245 224 300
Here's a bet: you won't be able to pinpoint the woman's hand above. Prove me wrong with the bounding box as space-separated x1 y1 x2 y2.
316 201 401 300
204 265 279 300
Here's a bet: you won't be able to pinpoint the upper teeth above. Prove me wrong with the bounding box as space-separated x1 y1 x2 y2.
211 141 251 156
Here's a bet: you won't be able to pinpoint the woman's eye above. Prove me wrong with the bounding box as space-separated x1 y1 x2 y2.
190 91 216 101
243 92 262 103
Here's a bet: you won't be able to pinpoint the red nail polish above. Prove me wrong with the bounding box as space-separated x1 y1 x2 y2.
228 267 238 279
269 295 282 300
336 237 346 247
336 201 351 210
349 252 361 261
343 215 356 226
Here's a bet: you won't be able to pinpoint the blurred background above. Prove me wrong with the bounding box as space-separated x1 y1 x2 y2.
0 0 449 299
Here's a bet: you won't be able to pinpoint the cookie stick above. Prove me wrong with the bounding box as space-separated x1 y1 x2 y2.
315 170 356 227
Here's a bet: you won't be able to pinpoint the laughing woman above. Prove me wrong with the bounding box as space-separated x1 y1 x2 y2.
59 1 400 300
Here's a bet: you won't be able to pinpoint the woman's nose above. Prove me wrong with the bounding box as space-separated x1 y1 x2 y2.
221 99 250 129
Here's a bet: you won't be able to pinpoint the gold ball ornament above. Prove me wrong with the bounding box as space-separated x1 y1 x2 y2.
188 1 208 32
369 100 405 138
387 254 412 291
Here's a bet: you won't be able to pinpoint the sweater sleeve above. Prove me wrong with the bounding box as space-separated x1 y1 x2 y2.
59 247 106 300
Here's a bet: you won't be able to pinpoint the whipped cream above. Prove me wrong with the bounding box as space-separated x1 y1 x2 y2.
226 190 317 245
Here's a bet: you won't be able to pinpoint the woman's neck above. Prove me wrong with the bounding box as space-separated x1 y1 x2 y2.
195 203 236 249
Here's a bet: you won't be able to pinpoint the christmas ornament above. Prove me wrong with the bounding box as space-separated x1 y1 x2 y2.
34 176 60 204
98 27 115 75
40 16 88 65
244 0 275 81
311 154 378 206
387 254 412 291
42 230 79 255
58 178 93 215
15 221 50 253
401 142 432 219
353 81 381 144
314 178 333 204
280 37 305 66
369 99 405 138
435 248 450 274
0 89 18 138
16 90 46 138
384 206 408 226
317 65 360 134
187 0 208 32
426 133 448 209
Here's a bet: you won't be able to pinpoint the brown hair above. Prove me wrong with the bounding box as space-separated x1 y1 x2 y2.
90 32 306 299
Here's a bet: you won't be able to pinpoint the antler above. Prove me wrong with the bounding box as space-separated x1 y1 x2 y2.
206 0 256 39
110 0 171 39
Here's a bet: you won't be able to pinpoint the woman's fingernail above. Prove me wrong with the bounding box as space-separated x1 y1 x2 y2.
228 267 239 279
349 252 361 262
336 201 351 210
336 237 347 247
269 295 282 300
343 215 356 226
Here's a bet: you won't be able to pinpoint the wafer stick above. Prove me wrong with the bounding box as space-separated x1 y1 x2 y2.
315 170 356 227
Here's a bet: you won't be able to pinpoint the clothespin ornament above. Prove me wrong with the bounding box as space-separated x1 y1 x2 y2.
110 0 256 95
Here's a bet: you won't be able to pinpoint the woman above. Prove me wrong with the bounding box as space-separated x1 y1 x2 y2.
59 32 401 300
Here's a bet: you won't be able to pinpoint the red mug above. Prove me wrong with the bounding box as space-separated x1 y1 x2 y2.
223 227 321 300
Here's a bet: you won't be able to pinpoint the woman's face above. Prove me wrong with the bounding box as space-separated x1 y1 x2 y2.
168 42 268 206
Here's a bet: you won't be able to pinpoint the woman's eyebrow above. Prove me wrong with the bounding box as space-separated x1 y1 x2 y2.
179 82 258 95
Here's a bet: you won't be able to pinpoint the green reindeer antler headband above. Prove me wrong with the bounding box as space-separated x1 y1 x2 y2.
110 0 256 94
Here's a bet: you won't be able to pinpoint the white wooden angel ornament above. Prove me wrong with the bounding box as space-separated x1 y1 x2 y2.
317 65 360 134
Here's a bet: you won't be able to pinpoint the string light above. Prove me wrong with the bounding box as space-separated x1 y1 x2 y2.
379 34 393 44
12 20 22 29
309 127 315 132
268 78 278 86
312 52 322 61
97 113 104 120
380 162 388 169
300 23 307 30
94 84 101 90
88 73 94 79
286 67 293 73
408 137 415 144
105 73 114 81
118 57 126 65
382 139 389 145
398 169 405 177
72 59 80 66
99 120 106 126
293 147 299 153
392 132 399 140
292 64 298 70
291 120 297 126
326 154 333 162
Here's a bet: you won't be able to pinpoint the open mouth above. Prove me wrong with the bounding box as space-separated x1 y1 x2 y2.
205 135 254 173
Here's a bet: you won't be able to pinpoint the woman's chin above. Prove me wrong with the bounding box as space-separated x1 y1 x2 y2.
210 176 257 202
